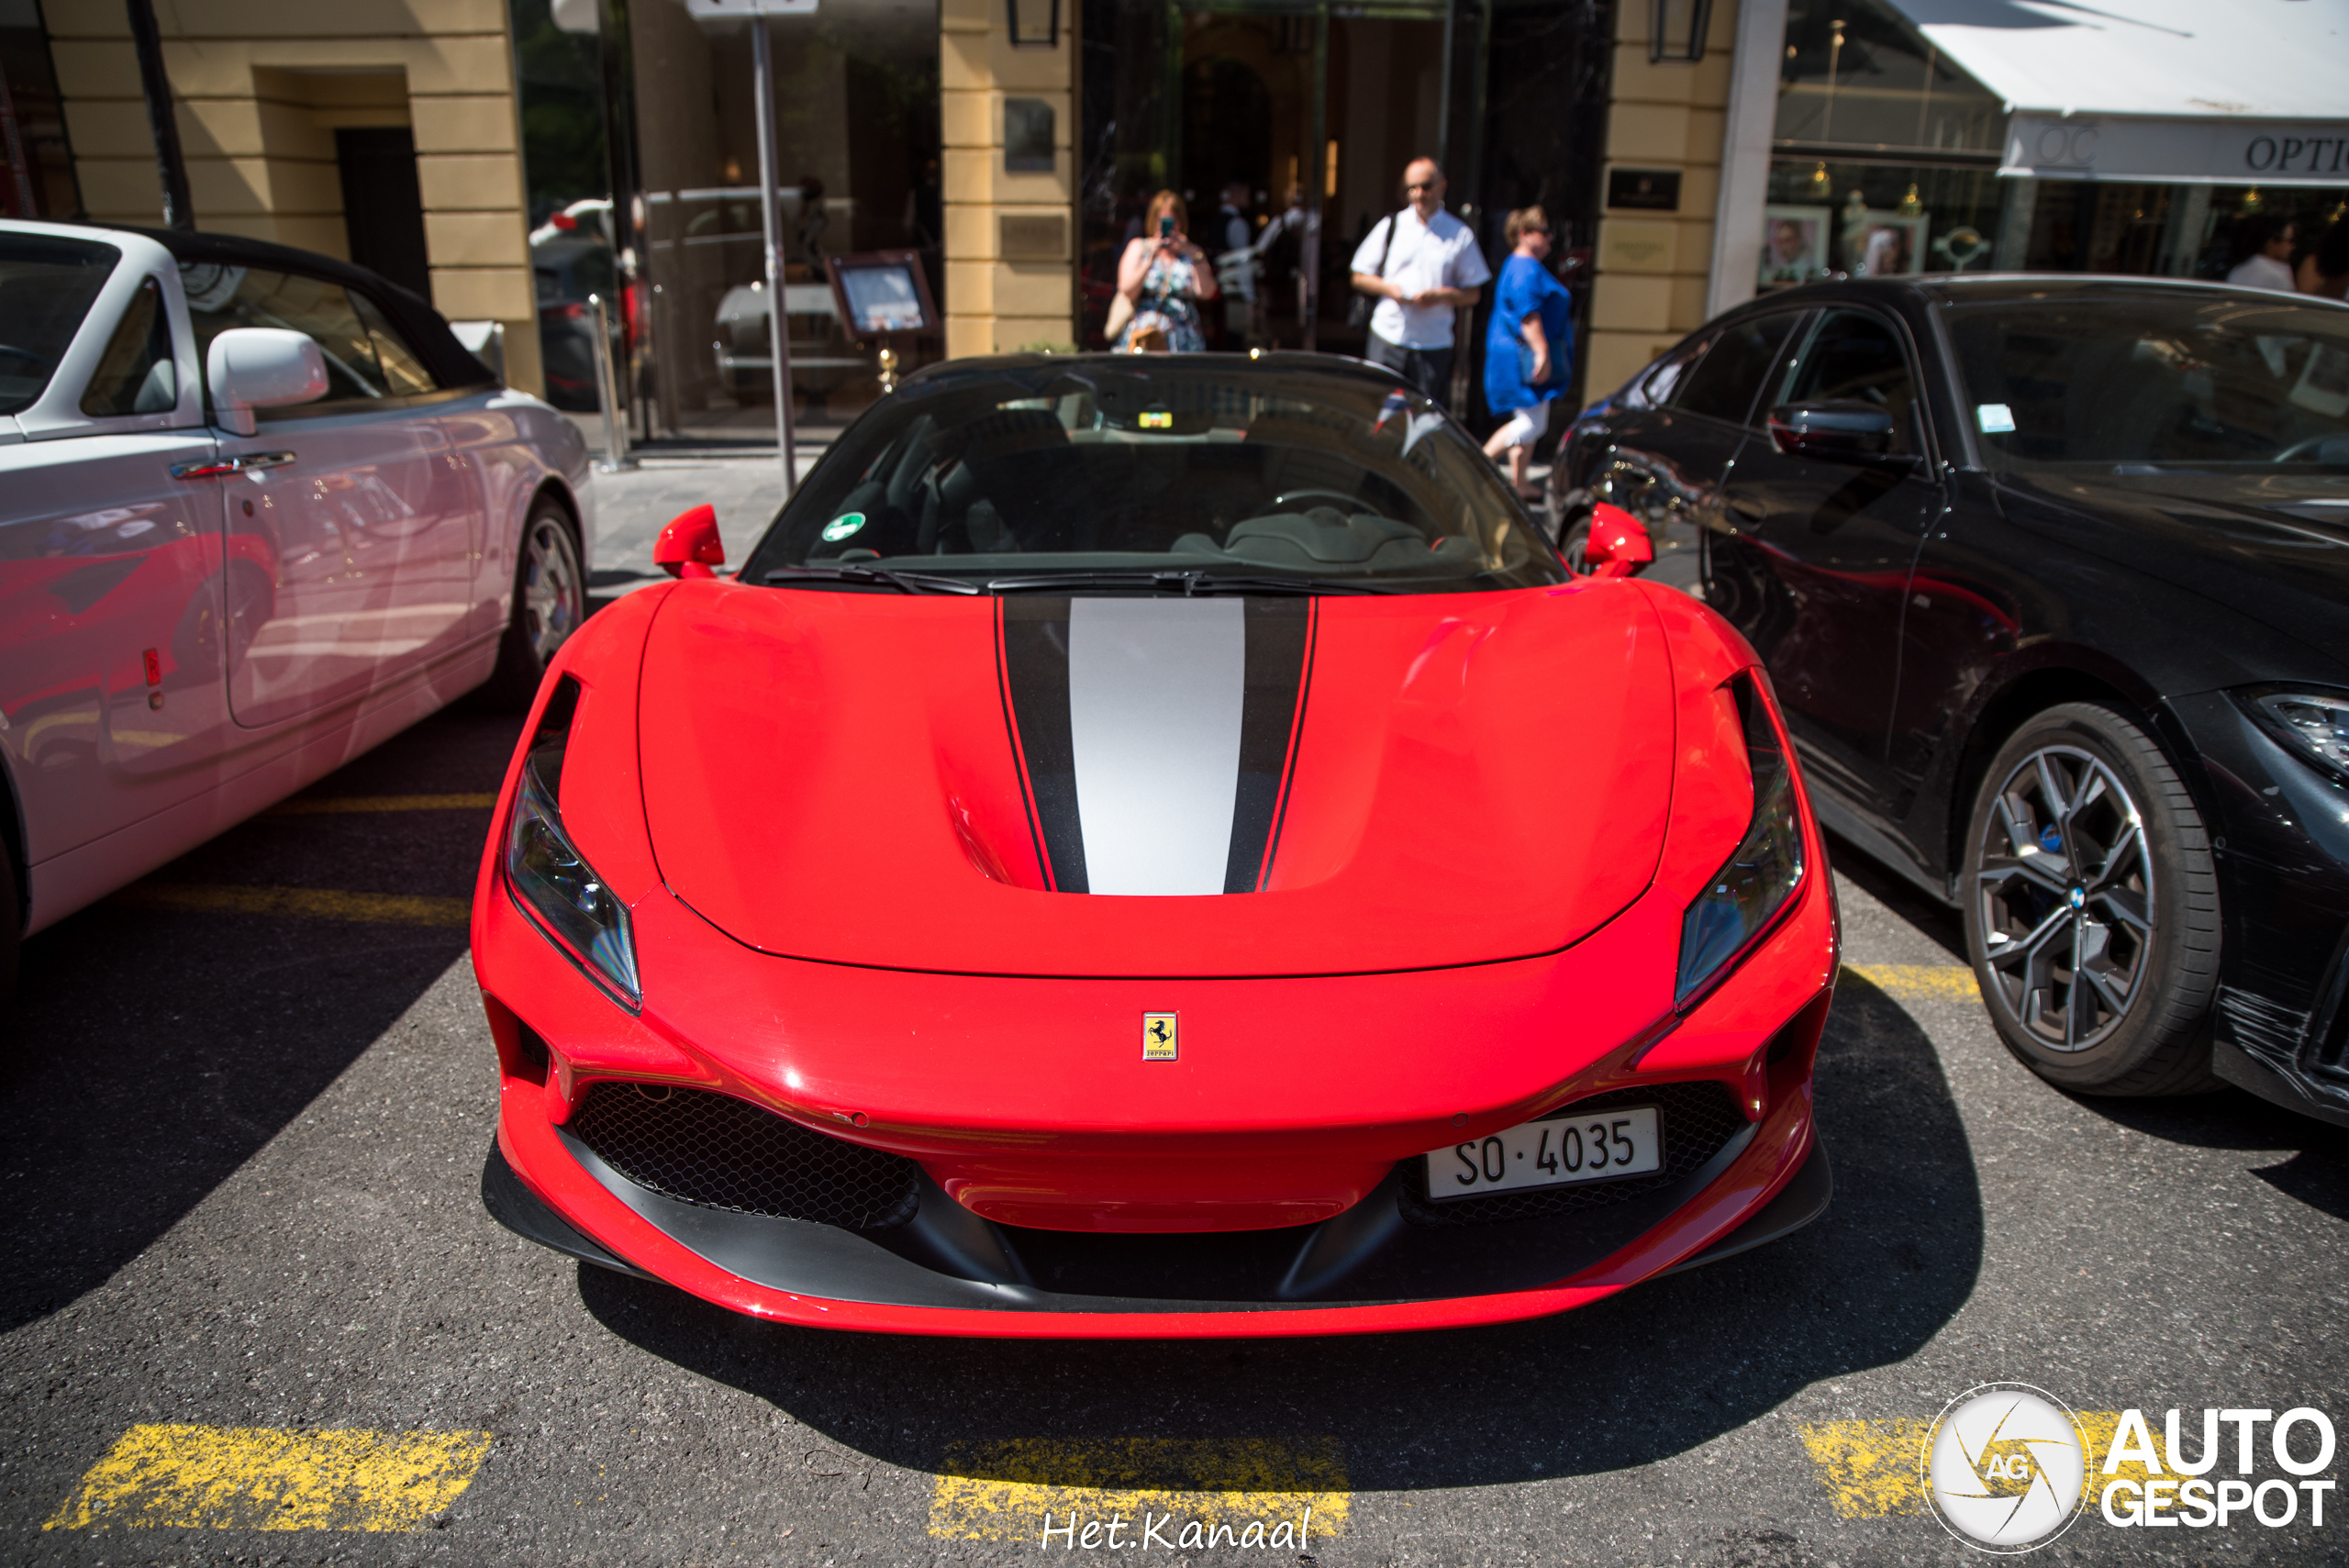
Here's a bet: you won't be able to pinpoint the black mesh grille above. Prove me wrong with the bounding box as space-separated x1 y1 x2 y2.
1397 1081 1748 1227
568 1084 920 1230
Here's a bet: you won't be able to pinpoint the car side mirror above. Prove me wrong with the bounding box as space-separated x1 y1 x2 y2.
654 503 726 580
207 328 328 437
1581 501 1654 579
1766 401 1915 467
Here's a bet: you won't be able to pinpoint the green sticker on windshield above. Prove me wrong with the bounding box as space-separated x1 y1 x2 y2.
821 511 868 542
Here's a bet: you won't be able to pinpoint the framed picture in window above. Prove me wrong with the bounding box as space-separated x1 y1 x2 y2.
1851 214 1928 278
1760 206 1831 289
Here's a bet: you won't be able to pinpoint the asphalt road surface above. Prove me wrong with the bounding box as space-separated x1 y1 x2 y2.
4 657 2344 1567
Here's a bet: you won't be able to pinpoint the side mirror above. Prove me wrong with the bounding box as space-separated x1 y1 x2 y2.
1765 400 1912 466
206 328 328 437
1581 501 1654 579
653 503 726 580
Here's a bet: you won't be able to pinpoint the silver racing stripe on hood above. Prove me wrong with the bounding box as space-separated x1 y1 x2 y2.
1066 596 1246 895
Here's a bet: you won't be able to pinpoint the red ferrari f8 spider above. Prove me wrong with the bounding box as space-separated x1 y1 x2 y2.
474 355 1837 1338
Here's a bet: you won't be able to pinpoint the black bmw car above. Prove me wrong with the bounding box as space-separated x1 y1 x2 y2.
1553 275 2349 1124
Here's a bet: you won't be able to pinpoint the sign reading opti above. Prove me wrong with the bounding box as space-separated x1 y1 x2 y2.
2002 115 2349 184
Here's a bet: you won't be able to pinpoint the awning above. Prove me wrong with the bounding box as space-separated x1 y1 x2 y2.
1881 0 2349 183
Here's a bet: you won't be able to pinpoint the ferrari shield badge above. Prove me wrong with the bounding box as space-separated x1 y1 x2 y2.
1141 1012 1178 1061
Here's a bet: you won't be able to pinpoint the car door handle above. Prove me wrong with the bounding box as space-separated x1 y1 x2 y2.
171 450 296 480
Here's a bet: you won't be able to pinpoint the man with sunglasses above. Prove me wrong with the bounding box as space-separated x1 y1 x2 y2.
1349 157 1490 407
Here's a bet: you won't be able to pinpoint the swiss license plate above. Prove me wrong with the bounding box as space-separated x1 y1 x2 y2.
1424 1106 1662 1200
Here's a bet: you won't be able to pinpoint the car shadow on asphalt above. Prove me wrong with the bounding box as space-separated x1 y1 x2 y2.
574 968 1983 1496
2066 1087 2349 1222
0 707 520 1333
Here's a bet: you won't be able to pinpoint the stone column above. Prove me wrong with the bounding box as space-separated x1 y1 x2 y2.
941 0 1077 357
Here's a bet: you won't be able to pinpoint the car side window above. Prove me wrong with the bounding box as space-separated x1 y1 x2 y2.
1628 334 1709 409
180 262 437 413
80 275 178 417
1672 312 1804 427
1779 309 1922 456
351 290 439 396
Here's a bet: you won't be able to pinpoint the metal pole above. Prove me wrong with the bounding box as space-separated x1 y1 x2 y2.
751 14 797 496
124 0 193 230
587 293 636 472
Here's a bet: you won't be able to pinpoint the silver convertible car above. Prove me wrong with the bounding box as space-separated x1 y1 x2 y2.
0 220 594 1000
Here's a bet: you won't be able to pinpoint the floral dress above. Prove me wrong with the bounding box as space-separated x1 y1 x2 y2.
1119 246 1208 352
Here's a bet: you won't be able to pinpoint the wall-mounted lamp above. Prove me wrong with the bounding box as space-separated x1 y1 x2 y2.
1650 0 1712 63
1007 0 1059 50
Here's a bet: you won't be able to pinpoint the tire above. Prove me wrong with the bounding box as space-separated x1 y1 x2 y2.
0 830 18 1012
1558 515 1592 574
479 496 586 710
1960 700 2222 1095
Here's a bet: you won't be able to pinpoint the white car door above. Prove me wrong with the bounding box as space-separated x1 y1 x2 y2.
180 261 474 728
0 228 227 869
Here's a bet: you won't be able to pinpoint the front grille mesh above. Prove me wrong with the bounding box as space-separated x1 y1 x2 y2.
1397 1081 1748 1227
569 1083 920 1230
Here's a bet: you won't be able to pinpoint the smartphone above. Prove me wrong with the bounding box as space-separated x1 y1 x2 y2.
1158 215 1175 239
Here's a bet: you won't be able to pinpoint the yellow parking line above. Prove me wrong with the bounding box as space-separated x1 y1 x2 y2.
1799 1412 2134 1518
930 1438 1347 1548
44 1423 491 1533
266 792 498 815
1842 962 1981 1003
117 884 469 928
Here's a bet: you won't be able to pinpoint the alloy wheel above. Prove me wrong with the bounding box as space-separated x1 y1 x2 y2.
521 515 584 667
1973 744 2154 1052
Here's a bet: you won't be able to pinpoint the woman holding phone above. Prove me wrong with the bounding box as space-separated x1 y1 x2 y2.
1115 190 1217 351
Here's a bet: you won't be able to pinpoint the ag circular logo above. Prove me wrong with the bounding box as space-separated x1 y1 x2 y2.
1921 1384 2087 1551
821 511 867 542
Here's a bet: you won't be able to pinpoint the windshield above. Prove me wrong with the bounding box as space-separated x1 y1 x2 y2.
0 234 122 416
742 358 1563 594
1945 292 2349 473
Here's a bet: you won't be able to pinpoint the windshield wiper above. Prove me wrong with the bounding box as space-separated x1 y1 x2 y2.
762 564 983 595
984 569 1396 595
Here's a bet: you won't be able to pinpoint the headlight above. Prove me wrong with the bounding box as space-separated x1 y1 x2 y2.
506 679 640 1006
2251 690 2349 781
1676 673 1806 1006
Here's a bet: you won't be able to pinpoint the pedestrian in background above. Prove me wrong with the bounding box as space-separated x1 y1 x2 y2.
1349 157 1489 406
1115 190 1218 352
1481 206 1573 503
2293 220 2349 299
1254 183 1309 346
1214 181 1257 341
2227 215 2298 293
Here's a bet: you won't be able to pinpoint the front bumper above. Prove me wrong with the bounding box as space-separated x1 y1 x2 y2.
474 843 1837 1337
2170 692 2349 1129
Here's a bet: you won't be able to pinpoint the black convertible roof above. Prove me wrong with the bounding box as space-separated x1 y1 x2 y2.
105 223 499 392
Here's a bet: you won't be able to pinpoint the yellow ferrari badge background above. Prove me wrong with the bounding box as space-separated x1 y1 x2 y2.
1141 1012 1178 1060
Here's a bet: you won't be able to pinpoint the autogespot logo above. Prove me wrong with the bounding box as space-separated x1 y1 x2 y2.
1921 1384 2087 1552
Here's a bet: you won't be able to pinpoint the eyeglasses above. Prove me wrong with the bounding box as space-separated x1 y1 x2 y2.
1405 181 1438 193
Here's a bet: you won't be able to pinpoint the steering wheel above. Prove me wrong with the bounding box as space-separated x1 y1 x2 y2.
1255 488 1362 517
0 344 54 373
2272 433 2348 464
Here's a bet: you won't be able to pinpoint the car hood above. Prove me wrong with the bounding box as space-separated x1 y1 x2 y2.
1995 471 2349 674
637 581 1677 977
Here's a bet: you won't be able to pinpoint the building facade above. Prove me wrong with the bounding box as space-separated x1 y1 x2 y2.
9 0 2343 438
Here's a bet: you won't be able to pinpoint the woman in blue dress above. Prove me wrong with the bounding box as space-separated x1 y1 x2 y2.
1482 206 1574 500
1115 190 1218 352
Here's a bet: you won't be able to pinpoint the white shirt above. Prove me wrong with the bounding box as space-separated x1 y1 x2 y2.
1350 206 1492 350
2228 253 2297 293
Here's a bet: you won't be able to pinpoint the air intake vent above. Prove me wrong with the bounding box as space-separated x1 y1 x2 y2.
1397 1081 1748 1227
568 1084 919 1230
